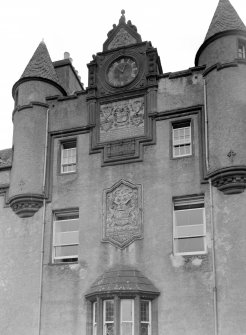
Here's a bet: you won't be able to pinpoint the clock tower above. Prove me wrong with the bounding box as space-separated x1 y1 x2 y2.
87 10 163 165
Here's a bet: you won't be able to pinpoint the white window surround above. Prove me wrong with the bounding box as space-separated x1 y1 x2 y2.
172 121 192 158
52 211 79 263
61 140 77 174
173 196 206 256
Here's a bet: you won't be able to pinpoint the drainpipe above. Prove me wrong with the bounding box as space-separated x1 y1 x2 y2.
204 79 218 335
38 108 49 335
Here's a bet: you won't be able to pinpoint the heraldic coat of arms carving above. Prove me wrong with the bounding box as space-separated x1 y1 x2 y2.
102 179 143 248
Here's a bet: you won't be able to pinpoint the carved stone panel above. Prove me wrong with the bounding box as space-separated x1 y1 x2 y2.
99 97 144 142
102 179 143 248
108 28 137 50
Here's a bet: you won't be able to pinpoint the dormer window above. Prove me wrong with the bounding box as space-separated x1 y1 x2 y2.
238 39 246 59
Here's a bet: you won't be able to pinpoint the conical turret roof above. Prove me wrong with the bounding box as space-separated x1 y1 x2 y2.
205 0 246 40
21 41 61 84
13 41 67 96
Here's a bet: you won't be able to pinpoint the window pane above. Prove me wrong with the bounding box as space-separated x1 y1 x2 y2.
105 324 114 335
121 323 133 335
121 300 133 321
55 245 78 257
140 324 150 335
175 208 204 226
55 219 78 232
56 214 78 221
141 301 150 322
175 224 204 238
55 231 79 245
63 141 76 149
105 300 114 322
180 145 185 156
175 237 205 253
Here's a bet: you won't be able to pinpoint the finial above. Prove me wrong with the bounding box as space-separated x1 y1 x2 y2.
119 9 126 23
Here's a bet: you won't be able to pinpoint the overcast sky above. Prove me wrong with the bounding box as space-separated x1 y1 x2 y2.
0 0 245 150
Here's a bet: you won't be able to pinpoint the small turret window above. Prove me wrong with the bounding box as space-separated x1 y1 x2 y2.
238 39 246 59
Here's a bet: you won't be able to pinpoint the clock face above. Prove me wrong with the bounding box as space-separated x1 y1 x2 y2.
107 57 138 87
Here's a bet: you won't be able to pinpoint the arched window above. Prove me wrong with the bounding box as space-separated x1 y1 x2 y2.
85 265 159 335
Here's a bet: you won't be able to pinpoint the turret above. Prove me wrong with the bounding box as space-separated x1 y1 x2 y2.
9 41 67 217
196 0 246 194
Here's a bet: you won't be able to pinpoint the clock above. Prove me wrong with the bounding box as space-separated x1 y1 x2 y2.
107 57 138 87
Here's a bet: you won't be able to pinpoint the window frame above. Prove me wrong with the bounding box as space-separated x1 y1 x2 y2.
120 299 134 335
89 295 154 335
171 119 193 159
52 209 79 264
238 38 246 59
60 138 77 174
173 196 206 256
140 299 151 335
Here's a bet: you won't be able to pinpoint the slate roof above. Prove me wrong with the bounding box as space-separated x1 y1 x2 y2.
205 0 246 40
20 41 61 86
0 148 12 169
86 264 159 297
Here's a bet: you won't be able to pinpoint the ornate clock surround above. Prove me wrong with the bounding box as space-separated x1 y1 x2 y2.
87 11 162 166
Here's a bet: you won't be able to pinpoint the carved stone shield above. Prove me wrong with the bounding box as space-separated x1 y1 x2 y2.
102 179 143 248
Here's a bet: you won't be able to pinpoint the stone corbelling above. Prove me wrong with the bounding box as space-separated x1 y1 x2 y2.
9 194 44 218
208 166 246 194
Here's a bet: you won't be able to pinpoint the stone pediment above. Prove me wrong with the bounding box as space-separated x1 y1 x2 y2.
103 10 142 51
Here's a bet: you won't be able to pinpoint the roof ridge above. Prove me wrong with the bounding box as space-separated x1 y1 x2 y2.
205 0 246 41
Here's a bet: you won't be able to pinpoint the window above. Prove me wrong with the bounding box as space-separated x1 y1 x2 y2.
140 300 151 335
238 39 246 59
91 298 152 335
61 140 77 173
52 210 79 263
172 121 192 158
103 300 114 335
120 299 134 335
173 196 206 255
87 266 158 335
93 302 98 335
